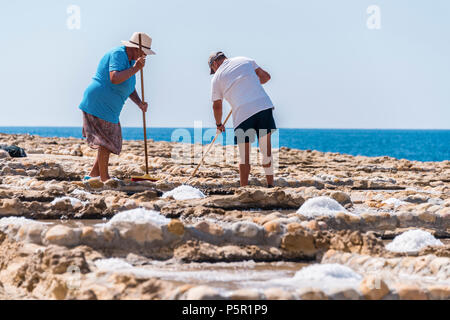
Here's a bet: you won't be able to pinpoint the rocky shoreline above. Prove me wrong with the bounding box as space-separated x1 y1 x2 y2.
0 132 448 300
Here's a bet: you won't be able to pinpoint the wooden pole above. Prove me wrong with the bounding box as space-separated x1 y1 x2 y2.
189 110 232 179
138 34 149 175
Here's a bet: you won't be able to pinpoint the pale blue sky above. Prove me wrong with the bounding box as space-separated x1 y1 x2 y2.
1 0 449 129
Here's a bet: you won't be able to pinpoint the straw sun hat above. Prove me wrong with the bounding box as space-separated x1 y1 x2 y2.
121 32 156 55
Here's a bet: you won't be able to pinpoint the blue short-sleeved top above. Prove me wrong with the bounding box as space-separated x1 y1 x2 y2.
79 46 136 123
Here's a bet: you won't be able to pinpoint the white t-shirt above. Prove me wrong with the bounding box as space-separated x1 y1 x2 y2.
211 57 274 128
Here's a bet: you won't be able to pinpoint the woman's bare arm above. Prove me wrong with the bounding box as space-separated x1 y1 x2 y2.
129 90 141 105
109 56 146 84
110 68 138 85
128 90 148 112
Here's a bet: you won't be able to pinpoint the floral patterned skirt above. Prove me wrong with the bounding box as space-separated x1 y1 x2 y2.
82 111 122 155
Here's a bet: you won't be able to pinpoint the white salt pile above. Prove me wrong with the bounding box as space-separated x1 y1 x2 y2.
0 217 46 232
293 263 362 283
405 187 440 195
427 198 444 205
162 185 206 201
95 258 133 271
297 196 352 218
314 174 337 183
0 216 45 227
71 189 94 198
51 196 88 206
386 229 444 253
382 198 408 208
106 208 170 226
269 263 362 292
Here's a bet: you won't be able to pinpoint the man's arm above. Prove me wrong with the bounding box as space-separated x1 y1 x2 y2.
255 67 271 84
213 100 225 132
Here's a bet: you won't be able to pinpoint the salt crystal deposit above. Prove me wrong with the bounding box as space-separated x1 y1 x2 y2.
162 185 206 200
383 198 408 207
51 196 88 206
95 258 133 271
270 263 363 293
0 216 45 227
386 229 444 253
106 208 170 226
293 263 362 283
314 174 337 182
95 259 288 283
71 189 93 197
297 196 351 218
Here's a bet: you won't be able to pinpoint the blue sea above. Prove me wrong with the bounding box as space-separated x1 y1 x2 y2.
0 127 449 162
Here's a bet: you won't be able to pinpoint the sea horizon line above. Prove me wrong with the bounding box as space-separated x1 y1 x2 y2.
1 126 449 131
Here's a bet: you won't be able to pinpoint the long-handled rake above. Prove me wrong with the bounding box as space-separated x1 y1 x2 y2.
183 110 232 185
131 34 159 182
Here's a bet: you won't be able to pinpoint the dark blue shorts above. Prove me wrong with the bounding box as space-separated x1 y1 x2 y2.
234 108 277 144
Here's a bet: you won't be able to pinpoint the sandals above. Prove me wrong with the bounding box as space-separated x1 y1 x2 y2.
83 175 122 183
83 175 100 181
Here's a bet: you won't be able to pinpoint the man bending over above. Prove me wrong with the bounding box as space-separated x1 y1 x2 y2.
208 51 277 187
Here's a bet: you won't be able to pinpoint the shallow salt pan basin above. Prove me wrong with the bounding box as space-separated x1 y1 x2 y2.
95 259 310 291
37 219 106 228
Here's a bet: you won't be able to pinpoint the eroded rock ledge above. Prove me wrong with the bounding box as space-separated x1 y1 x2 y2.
0 133 448 300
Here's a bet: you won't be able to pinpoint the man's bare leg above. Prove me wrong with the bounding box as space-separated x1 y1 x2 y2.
259 132 274 187
97 146 111 182
238 142 251 187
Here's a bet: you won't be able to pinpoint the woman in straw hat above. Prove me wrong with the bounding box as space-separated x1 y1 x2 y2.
79 32 156 182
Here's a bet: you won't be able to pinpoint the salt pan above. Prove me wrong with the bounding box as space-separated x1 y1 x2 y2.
95 259 290 283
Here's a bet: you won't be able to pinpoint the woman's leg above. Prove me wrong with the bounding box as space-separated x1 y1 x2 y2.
238 142 251 187
258 132 274 187
88 153 100 177
98 146 111 182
